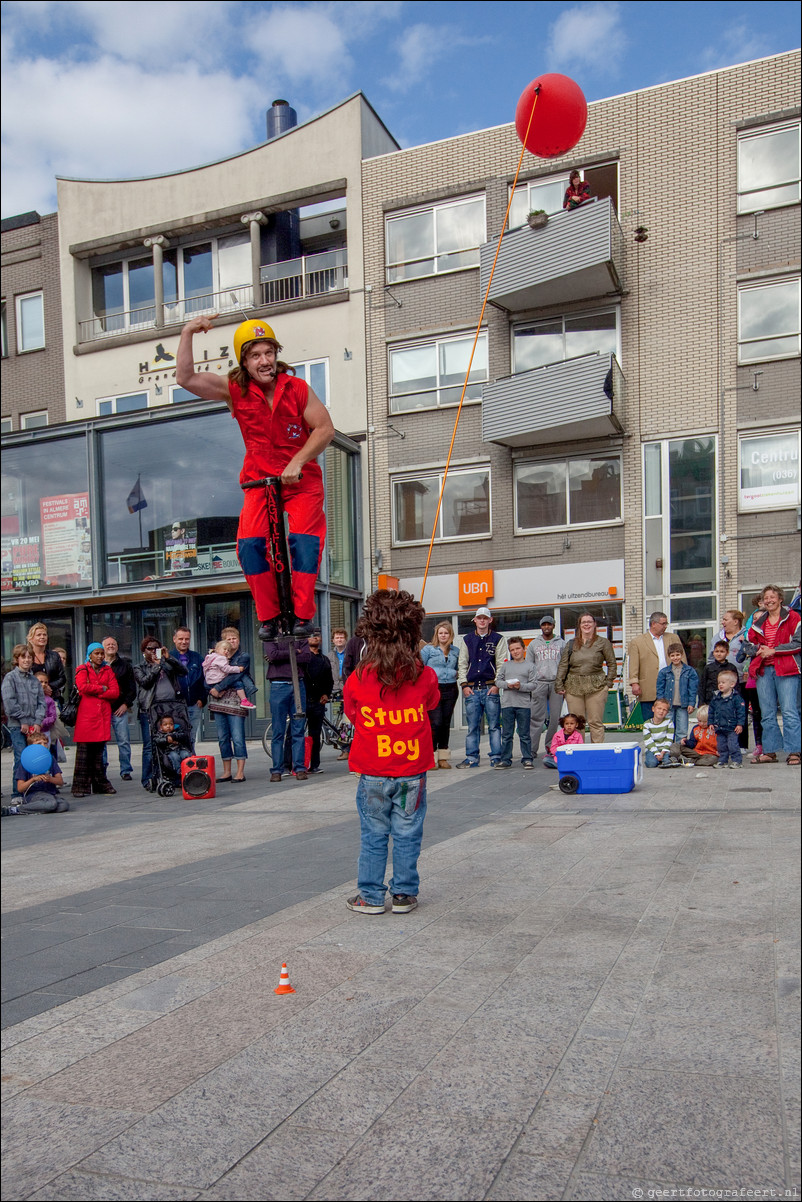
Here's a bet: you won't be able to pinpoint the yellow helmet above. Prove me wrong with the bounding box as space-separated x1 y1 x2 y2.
233 319 279 365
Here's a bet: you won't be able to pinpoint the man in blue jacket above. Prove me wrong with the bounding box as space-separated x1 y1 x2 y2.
171 626 206 749
456 606 508 768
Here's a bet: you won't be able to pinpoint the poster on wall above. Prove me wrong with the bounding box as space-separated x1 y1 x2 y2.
164 519 197 576
739 431 800 511
11 536 41 588
40 493 92 586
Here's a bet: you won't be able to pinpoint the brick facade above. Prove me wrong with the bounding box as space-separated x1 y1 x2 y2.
362 53 801 625
1 212 66 428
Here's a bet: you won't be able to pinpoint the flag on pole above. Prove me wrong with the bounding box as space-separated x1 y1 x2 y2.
126 476 148 514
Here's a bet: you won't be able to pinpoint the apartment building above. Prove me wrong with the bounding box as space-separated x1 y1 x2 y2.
1 95 399 737
361 52 800 672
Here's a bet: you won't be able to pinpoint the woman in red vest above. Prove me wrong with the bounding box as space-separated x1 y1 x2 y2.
72 644 119 797
177 315 334 640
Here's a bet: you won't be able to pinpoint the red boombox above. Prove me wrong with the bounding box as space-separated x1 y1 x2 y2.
181 756 216 800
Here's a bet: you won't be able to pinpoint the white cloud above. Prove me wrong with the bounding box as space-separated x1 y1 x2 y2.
0 51 263 215
698 21 773 71
546 2 628 74
248 6 354 96
381 22 492 94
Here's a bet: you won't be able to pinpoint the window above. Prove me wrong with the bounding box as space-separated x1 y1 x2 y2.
1 435 90 594
738 278 800 363
738 122 800 213
513 310 618 372
643 438 717 615
509 164 619 227
89 230 252 336
291 359 329 407
97 391 149 417
389 332 488 413
169 386 202 404
15 291 44 352
1 301 7 357
393 467 490 544
1 417 13 433
739 429 800 511
386 195 485 283
21 411 48 429
515 455 621 532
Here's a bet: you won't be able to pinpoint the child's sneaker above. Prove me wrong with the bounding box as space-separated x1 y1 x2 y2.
729 761 743 769
391 894 418 913
240 699 256 709
493 761 512 770
345 894 385 915
521 760 535 770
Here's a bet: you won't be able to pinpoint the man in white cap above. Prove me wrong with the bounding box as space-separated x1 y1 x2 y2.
525 615 566 759
456 607 508 768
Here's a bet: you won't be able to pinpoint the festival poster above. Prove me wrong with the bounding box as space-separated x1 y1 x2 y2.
40 493 92 585
165 520 197 575
11 536 41 588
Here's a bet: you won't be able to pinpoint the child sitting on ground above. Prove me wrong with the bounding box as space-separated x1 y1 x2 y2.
655 644 698 742
202 641 256 708
542 712 586 768
675 704 718 765
11 732 69 813
153 715 193 779
343 589 440 916
643 698 684 767
708 666 746 769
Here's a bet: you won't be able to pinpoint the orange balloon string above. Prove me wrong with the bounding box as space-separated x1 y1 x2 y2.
419 89 540 605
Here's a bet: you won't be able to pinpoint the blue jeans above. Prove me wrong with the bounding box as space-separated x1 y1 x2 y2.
355 773 427 904
8 726 28 781
213 710 248 761
270 680 306 772
139 713 152 784
716 730 742 765
187 703 202 748
464 688 502 763
166 747 192 776
671 706 690 742
103 712 132 775
756 667 801 755
500 707 532 763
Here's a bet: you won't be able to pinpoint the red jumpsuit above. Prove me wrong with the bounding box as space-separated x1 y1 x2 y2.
230 373 325 622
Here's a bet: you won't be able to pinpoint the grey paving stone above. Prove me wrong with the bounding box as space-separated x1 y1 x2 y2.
306 1108 521 1201
200 1125 356 1201
27 1169 201 1201
1 989 76 1029
290 1061 411 1136
569 1173 684 1200
485 1151 576 1201
1 1097 138 1199
580 1068 786 1183
114 973 221 1013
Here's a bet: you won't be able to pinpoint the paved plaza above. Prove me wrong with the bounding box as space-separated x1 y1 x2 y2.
1 737 800 1201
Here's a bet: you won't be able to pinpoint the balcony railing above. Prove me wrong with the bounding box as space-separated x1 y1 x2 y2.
105 542 240 585
78 286 254 343
482 352 625 447
480 197 625 313
260 248 348 305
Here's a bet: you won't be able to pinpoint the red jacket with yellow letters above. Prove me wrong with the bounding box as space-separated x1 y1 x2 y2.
344 664 440 777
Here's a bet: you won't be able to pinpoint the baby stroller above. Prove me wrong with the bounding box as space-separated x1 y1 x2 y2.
146 700 193 797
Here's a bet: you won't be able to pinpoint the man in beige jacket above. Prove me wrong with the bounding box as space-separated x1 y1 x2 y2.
627 612 686 721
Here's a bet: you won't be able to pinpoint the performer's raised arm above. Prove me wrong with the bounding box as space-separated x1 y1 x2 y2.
176 315 231 405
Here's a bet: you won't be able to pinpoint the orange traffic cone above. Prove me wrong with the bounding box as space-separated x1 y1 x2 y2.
274 963 295 994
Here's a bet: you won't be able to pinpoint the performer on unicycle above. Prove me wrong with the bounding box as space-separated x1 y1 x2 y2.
177 315 335 639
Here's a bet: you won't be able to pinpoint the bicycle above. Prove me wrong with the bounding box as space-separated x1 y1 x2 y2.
261 704 353 758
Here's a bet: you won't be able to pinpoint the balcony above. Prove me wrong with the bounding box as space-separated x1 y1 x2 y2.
480 197 624 312
260 248 348 305
78 285 254 343
482 352 625 447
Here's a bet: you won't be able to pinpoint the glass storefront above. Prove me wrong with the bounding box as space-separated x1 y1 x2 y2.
1 436 90 594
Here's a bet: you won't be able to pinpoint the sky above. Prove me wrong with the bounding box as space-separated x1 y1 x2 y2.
1 0 800 218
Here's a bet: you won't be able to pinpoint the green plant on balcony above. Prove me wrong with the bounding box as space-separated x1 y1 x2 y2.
527 209 549 229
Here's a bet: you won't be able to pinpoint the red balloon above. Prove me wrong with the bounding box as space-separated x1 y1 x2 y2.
515 74 588 159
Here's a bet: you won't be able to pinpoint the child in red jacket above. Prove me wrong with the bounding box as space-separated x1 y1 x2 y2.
343 590 440 916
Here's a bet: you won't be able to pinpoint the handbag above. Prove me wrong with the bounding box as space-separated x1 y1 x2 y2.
59 686 81 727
208 689 248 717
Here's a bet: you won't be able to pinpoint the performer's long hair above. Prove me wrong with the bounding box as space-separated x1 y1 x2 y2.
355 590 425 693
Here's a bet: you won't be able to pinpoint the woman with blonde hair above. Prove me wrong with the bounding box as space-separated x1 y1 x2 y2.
555 614 617 743
26 622 66 703
420 620 460 768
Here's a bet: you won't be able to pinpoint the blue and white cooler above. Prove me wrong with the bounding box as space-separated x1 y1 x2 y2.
556 742 643 795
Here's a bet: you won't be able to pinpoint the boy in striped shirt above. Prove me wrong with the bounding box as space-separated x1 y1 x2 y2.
643 698 683 768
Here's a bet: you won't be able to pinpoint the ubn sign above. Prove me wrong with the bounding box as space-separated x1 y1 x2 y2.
458 570 494 606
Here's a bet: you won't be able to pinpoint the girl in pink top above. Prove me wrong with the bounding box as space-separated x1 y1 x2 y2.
543 713 586 768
